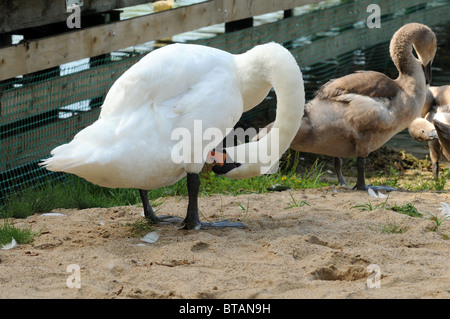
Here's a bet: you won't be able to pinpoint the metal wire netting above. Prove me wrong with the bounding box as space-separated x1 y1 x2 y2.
1 0 449 201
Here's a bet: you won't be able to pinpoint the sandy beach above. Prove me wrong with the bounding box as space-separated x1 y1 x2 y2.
1 185 449 299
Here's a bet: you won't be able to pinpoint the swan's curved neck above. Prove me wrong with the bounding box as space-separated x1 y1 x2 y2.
390 24 432 80
390 33 417 76
390 24 435 102
224 43 305 178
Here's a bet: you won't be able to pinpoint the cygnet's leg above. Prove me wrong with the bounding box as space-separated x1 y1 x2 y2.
432 162 440 181
183 173 246 230
354 157 397 192
355 157 366 190
429 140 441 181
334 157 348 186
139 189 184 225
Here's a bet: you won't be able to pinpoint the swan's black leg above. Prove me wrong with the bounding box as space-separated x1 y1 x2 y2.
139 189 184 225
355 157 366 190
139 189 159 223
139 175 246 230
334 157 348 186
183 173 202 230
183 173 246 230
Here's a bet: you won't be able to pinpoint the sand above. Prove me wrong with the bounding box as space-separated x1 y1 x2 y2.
0 186 449 299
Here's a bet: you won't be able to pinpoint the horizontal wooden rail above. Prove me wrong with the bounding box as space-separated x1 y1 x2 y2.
0 0 159 33
0 0 320 81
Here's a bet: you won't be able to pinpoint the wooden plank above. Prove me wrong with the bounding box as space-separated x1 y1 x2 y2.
0 0 320 81
0 0 160 33
1 108 100 171
0 56 140 125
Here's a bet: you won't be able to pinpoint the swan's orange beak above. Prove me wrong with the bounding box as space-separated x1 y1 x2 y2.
206 150 226 167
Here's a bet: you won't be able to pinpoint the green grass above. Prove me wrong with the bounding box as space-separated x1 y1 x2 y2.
390 202 423 218
351 195 390 211
284 191 310 209
125 218 157 237
371 166 400 189
424 210 450 233
0 158 328 220
0 176 143 219
370 166 450 192
379 217 410 234
0 219 37 246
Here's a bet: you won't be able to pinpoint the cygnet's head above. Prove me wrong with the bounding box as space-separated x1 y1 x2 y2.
408 118 437 142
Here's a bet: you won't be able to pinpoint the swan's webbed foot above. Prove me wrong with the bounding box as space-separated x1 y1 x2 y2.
144 214 246 229
197 220 246 230
352 184 398 192
139 190 184 225
156 215 185 225
365 184 398 192
181 211 246 230
179 216 246 230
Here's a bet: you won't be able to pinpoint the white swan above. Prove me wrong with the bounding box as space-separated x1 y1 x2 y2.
409 85 450 180
255 23 436 190
41 42 305 230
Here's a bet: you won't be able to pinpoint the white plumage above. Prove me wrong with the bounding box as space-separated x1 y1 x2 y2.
43 44 243 189
41 43 305 229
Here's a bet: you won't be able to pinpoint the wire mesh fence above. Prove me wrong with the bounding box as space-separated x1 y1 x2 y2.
1 0 449 201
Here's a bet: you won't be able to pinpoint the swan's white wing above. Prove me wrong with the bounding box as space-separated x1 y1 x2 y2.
42 44 244 189
100 44 236 116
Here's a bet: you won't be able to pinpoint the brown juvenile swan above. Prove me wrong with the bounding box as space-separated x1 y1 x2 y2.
409 86 450 180
256 23 436 190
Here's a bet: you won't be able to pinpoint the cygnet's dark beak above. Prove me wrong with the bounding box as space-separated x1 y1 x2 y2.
429 129 438 140
422 62 432 85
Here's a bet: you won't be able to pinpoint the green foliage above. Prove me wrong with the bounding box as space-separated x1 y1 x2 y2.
390 202 423 218
125 218 156 237
402 168 450 191
424 210 450 233
0 176 142 219
284 192 310 209
371 166 400 189
0 219 37 246
0 158 329 220
379 217 410 234
351 195 389 211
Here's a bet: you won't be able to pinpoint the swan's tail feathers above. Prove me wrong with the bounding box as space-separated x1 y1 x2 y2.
39 142 93 173
39 155 78 173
